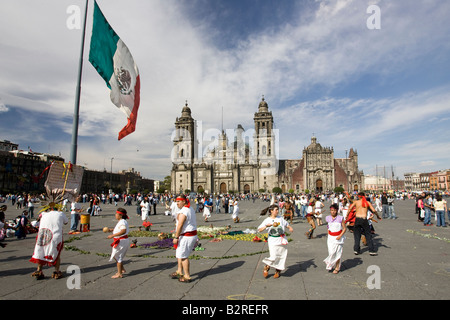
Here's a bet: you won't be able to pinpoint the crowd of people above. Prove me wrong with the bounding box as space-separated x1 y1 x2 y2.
414 191 449 227
0 189 448 282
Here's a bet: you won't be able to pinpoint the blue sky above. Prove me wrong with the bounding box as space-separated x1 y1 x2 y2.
1 0 450 181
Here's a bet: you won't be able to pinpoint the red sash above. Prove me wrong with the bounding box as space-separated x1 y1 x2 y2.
181 230 198 237
359 195 369 208
111 235 128 248
173 230 197 249
345 208 356 226
328 230 342 236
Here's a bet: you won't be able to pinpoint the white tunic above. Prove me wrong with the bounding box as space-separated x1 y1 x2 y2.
140 201 150 220
232 201 239 219
110 219 129 263
175 206 198 259
30 210 68 266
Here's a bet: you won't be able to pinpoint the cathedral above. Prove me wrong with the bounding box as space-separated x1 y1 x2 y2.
170 98 363 194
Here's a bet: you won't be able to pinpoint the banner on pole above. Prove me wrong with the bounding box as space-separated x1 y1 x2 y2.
44 162 84 202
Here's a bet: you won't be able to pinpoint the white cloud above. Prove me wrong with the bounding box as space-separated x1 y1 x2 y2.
1 0 450 180
0 99 8 113
420 160 436 168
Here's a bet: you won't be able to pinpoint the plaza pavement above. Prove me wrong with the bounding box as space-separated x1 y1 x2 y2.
0 198 449 302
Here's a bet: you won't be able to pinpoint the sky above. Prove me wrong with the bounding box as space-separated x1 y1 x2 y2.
1 0 450 181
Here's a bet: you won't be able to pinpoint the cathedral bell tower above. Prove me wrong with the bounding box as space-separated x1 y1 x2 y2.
253 96 277 191
173 101 195 164
253 96 275 161
171 101 196 193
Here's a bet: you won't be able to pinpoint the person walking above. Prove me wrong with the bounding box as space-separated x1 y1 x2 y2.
152 195 158 215
347 192 379 256
387 194 397 219
27 196 35 219
305 198 317 239
381 192 389 219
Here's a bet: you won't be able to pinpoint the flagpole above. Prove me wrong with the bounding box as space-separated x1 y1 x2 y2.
70 0 89 165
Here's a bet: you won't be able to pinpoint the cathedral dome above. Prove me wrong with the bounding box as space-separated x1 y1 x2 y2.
181 101 192 118
306 136 322 151
258 96 269 112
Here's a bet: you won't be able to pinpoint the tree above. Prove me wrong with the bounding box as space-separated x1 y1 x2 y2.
162 175 171 190
156 175 172 193
334 186 345 193
272 187 282 194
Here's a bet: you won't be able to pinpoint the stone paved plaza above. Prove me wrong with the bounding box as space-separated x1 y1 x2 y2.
0 198 449 302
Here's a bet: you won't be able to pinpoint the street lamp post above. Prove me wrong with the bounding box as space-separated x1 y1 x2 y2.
110 157 114 192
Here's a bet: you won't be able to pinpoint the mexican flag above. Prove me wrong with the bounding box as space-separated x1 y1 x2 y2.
88 1 140 140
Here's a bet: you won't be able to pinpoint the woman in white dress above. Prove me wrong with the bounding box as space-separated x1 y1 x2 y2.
107 207 130 279
202 197 212 222
323 204 346 274
140 196 151 221
140 196 150 222
315 198 324 225
232 198 240 223
258 204 294 279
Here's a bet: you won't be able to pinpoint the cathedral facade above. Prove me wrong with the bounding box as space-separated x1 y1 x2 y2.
170 98 363 194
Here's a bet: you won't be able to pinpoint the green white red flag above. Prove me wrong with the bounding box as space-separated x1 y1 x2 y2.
88 1 140 140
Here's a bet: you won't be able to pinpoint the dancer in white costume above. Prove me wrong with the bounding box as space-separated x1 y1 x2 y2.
323 204 346 273
232 198 240 223
140 196 151 222
171 195 198 283
107 207 130 279
203 197 212 222
315 198 324 225
30 202 68 280
258 204 293 279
